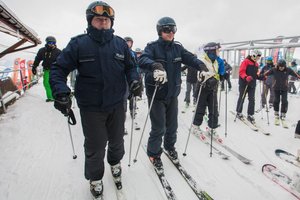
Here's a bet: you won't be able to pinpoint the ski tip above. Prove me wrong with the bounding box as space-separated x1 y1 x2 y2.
262 163 276 172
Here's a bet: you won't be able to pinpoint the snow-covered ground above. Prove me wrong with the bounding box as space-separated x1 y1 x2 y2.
0 77 299 200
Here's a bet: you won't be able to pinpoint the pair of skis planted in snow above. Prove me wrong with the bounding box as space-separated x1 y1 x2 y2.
143 146 214 200
191 127 252 164
230 110 270 135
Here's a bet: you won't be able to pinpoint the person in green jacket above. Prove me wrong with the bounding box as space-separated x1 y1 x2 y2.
32 36 61 102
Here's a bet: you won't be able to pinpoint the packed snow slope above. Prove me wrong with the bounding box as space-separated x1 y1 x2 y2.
0 77 299 200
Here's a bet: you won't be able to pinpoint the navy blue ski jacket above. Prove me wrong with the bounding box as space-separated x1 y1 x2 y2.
50 32 139 112
138 38 207 100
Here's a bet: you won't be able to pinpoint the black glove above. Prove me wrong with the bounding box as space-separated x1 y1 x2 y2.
32 67 37 75
54 94 72 116
129 80 142 98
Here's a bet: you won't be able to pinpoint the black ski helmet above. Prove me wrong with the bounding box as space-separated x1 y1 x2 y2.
124 36 133 42
277 59 287 68
203 42 221 53
291 59 297 66
86 1 115 27
156 17 176 36
45 36 56 43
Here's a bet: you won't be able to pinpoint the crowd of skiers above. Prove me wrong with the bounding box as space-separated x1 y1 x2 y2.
29 1 300 199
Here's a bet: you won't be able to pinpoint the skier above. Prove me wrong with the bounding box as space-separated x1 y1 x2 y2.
259 56 275 109
236 49 262 124
263 59 300 126
192 42 224 139
49 1 141 199
288 60 298 94
295 120 300 139
221 59 232 91
32 36 61 102
138 16 209 169
124 36 142 131
181 63 198 107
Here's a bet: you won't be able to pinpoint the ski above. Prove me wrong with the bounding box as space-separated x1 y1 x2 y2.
142 145 178 200
202 128 252 164
275 149 300 168
230 110 258 131
262 164 300 200
192 128 230 160
163 150 214 200
151 160 178 200
230 110 270 135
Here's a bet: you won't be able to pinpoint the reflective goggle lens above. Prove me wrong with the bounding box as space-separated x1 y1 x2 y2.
161 26 177 34
47 41 56 45
92 5 114 17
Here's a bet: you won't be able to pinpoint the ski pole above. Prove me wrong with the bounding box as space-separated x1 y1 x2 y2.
234 84 249 122
66 112 77 159
183 82 203 156
133 83 159 163
263 86 270 125
225 81 228 137
218 85 222 114
128 97 136 167
259 81 264 119
209 88 217 157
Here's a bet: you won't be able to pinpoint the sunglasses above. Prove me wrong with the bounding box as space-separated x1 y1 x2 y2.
91 5 115 17
161 26 177 34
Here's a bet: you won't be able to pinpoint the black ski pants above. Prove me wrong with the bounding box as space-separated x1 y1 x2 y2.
80 103 125 181
147 97 178 157
193 87 219 129
273 90 288 113
236 84 256 116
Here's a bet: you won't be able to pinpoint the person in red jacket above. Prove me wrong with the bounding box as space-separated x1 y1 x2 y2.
236 49 262 124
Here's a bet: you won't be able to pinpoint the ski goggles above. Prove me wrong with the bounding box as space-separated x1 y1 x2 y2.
47 41 56 45
252 54 261 58
91 5 115 18
161 25 177 34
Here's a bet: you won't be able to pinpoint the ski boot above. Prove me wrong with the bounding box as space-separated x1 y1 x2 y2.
274 112 280 126
236 112 244 120
165 149 179 164
191 124 206 140
111 163 122 190
280 113 288 128
206 127 223 143
247 115 256 125
149 156 164 174
90 180 103 200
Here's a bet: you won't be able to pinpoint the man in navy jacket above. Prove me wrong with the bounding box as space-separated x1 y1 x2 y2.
138 16 209 169
50 1 140 199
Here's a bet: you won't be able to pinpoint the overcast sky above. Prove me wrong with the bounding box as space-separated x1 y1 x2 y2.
1 0 300 65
